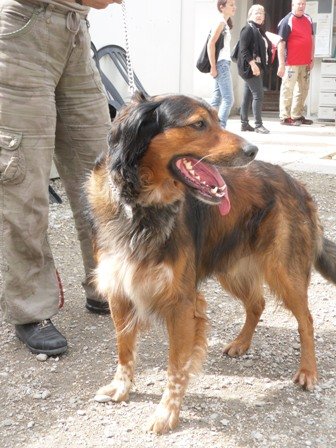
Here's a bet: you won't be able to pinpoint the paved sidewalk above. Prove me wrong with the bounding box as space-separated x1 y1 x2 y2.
227 115 336 175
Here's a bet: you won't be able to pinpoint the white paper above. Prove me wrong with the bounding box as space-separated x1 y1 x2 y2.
305 1 318 22
265 31 282 46
315 13 332 56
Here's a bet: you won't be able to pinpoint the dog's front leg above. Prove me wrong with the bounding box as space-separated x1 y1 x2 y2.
95 300 138 402
148 293 208 434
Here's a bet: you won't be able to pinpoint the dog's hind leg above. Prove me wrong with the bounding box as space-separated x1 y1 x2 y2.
267 272 317 391
148 292 208 435
217 267 265 357
95 300 138 402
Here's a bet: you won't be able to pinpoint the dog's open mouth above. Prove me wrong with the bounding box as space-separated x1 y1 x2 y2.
174 157 231 216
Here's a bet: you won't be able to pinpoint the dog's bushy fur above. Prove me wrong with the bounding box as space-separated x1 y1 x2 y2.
86 92 336 434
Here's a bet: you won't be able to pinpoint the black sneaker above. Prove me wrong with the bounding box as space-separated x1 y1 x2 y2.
15 319 67 356
85 298 110 315
241 123 254 132
255 125 270 134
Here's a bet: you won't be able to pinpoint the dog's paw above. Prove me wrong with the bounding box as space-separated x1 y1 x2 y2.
94 380 131 403
147 404 179 435
293 368 318 391
223 339 250 357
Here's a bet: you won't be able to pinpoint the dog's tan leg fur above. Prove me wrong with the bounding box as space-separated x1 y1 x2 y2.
290 303 317 391
217 269 265 357
282 291 317 390
96 300 138 402
223 296 265 356
266 268 318 390
148 293 208 434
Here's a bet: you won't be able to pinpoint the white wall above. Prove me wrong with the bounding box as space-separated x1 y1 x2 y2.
89 0 181 95
185 0 218 99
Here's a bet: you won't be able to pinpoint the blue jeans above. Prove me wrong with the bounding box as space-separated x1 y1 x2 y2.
210 59 234 129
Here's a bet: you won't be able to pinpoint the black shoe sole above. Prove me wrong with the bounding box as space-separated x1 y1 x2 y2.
15 331 68 356
86 300 110 315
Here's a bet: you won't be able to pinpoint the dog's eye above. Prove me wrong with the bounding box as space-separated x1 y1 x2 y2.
190 120 206 130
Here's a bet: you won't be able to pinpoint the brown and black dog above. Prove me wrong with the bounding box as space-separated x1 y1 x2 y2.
86 92 336 434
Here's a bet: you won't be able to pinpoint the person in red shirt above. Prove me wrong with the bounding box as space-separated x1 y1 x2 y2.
277 0 315 126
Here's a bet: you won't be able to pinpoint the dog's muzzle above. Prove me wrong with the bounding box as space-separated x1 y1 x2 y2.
243 143 258 160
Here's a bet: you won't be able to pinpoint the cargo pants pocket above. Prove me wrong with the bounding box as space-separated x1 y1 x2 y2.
0 6 42 39
0 128 25 184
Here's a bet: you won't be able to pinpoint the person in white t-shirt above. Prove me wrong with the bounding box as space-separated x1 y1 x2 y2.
207 0 236 128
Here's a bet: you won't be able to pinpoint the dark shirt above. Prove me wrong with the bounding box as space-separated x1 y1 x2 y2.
237 21 271 79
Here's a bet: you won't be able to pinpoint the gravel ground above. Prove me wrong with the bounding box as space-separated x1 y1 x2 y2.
0 170 335 448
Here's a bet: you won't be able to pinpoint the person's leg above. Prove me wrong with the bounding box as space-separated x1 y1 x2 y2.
209 78 221 110
247 74 269 133
240 81 253 130
249 75 264 127
54 15 111 310
291 65 311 122
0 1 60 324
215 60 234 129
0 0 67 353
279 65 299 122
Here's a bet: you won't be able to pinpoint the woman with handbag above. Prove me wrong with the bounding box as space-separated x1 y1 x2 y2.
238 4 272 134
207 0 236 129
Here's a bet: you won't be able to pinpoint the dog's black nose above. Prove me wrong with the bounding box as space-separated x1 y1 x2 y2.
243 143 258 159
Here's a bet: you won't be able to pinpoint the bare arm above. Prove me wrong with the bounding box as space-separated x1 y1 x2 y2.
207 22 225 78
277 40 286 78
82 0 122 9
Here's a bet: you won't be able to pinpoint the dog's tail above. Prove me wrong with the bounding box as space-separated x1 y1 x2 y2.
315 237 336 285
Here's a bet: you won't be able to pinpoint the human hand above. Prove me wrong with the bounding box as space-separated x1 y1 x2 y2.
83 0 122 10
252 66 260 76
277 64 285 78
210 67 218 78
250 61 260 76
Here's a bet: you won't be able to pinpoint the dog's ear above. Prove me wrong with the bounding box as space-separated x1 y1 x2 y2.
108 94 163 203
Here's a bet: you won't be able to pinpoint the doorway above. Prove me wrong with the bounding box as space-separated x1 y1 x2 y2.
253 0 291 111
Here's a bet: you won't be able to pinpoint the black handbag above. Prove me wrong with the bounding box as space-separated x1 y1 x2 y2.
196 30 224 73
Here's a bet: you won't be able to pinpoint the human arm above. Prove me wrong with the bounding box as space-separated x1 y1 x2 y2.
207 22 225 78
81 0 122 9
276 15 290 78
277 40 286 78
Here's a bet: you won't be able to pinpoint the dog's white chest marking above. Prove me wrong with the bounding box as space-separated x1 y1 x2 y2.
96 250 174 318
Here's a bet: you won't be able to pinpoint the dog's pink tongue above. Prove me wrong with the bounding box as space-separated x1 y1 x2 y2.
196 161 231 216
219 195 231 216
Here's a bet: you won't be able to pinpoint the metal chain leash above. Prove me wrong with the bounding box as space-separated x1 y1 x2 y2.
121 0 136 95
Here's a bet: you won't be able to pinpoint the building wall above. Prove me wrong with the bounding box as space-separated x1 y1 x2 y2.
89 0 181 95
89 0 336 117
